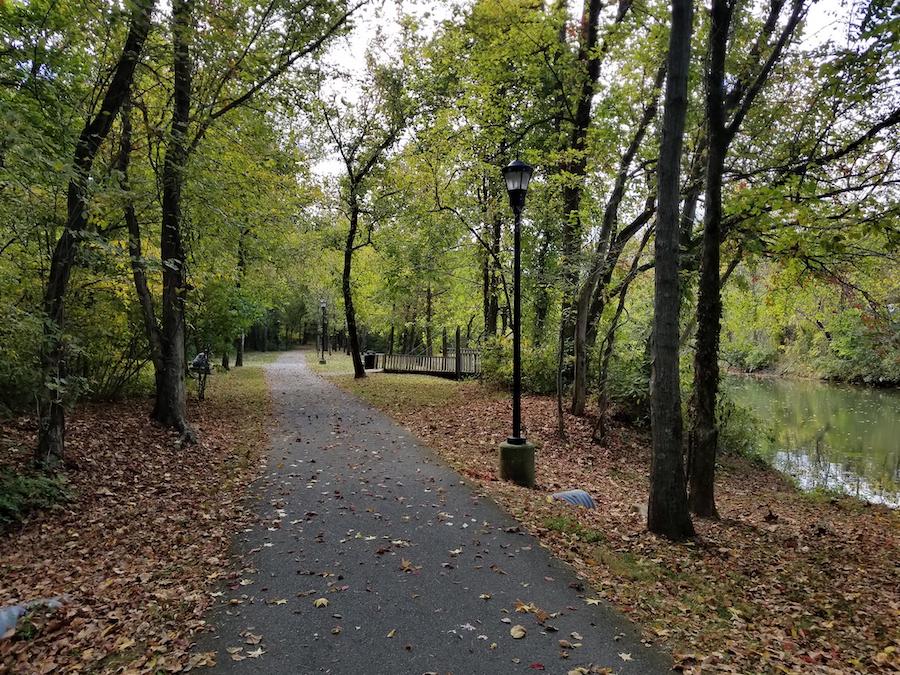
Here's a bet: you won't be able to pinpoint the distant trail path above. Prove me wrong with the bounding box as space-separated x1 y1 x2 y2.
198 351 670 674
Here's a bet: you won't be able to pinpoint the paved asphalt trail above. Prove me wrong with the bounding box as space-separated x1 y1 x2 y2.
198 351 670 674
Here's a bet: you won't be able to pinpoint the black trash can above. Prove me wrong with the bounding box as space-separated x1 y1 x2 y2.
363 351 376 369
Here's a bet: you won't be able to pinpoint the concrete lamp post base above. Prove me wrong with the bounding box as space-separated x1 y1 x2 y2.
499 440 535 488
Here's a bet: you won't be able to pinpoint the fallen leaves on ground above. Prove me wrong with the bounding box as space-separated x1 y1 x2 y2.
337 373 900 674
0 367 270 673
399 558 421 573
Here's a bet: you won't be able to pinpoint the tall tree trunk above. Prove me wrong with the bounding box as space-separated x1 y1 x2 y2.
480 182 500 338
688 0 805 517
559 0 634 380
532 1 570 351
558 0 605 373
593 294 625 446
647 0 695 540
571 66 665 417
120 97 164 396
35 0 154 466
689 92 727 520
531 234 552 345
234 225 248 366
344 196 366 378
154 0 194 438
593 229 652 444
489 206 501 336
425 284 433 356
481 247 493 336
556 321 567 439
686 0 731 516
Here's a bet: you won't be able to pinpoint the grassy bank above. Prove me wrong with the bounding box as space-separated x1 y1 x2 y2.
0 356 274 672
305 349 359 376
310 356 899 674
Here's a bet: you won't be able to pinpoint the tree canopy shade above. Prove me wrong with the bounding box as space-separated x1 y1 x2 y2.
1 0 898 540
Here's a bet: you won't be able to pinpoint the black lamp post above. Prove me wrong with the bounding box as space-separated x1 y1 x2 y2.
319 300 327 365
498 158 535 488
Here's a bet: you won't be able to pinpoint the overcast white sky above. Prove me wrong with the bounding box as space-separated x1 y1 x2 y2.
324 0 853 74
324 1 456 78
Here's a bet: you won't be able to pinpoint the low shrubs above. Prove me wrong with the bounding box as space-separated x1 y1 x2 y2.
480 337 558 395
0 471 69 529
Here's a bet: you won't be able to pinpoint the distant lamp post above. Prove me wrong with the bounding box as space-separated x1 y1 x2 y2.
499 158 535 488
319 300 328 365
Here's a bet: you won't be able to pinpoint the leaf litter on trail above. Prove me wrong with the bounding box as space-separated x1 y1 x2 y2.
335 374 900 674
0 382 269 673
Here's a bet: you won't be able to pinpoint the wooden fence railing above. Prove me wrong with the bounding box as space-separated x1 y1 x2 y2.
374 349 479 379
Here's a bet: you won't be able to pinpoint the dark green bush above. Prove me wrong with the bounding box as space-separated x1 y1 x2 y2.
605 344 651 424
716 393 768 461
0 471 70 528
0 306 43 415
480 336 558 395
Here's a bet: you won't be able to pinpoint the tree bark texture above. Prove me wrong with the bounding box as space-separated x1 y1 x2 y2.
344 196 366 379
648 0 695 540
235 334 244 367
36 0 155 466
688 0 806 516
558 0 635 378
558 0 605 370
425 285 433 356
480 180 501 338
234 226 248 367
120 97 164 402
531 234 552 345
688 0 730 519
154 0 194 437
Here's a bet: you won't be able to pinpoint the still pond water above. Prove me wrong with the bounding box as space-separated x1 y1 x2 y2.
724 376 900 507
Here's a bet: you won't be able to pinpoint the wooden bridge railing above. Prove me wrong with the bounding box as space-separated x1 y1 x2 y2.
374 349 479 380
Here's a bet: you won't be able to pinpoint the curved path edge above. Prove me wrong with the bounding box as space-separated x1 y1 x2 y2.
197 351 672 675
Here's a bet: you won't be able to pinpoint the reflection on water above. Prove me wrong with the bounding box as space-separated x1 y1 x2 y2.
724 376 900 507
